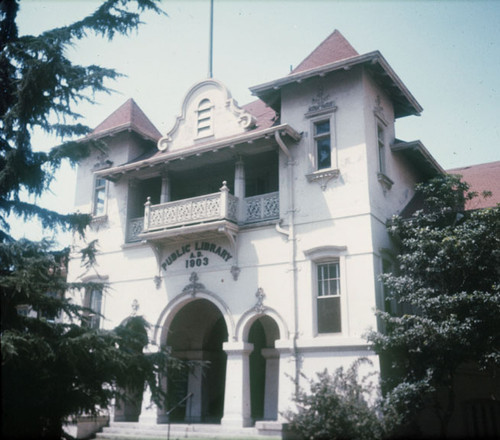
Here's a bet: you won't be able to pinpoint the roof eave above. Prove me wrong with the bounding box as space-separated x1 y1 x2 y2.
392 140 445 178
250 51 423 118
85 123 161 143
95 124 301 180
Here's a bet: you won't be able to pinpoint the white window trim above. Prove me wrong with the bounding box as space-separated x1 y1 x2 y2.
375 118 394 191
80 274 108 330
92 175 108 219
304 245 349 337
305 109 340 190
83 286 106 330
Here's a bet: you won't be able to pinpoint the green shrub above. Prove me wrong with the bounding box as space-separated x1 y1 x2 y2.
284 359 386 440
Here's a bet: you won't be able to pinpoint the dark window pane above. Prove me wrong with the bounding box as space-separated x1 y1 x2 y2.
317 138 331 169
315 121 330 135
317 296 341 333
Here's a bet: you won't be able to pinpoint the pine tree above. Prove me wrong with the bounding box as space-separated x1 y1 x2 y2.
0 2 183 439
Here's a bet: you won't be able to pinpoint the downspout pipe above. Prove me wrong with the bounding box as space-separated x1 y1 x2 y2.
274 131 300 394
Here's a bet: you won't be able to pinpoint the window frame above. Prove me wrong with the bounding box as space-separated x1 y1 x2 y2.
92 175 108 217
374 117 394 190
304 245 348 336
313 119 332 171
305 109 340 190
316 260 342 334
84 287 103 330
377 123 386 175
309 112 336 172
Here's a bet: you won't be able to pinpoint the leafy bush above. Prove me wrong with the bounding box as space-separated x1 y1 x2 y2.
284 359 387 440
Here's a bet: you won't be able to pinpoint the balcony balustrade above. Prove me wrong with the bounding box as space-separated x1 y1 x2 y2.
126 184 280 243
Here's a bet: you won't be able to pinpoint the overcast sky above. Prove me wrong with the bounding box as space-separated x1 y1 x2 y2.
13 0 500 243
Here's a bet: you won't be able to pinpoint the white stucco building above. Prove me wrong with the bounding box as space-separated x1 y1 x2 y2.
67 30 443 435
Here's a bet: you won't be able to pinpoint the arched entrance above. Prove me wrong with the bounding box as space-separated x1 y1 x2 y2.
165 299 228 423
248 315 280 422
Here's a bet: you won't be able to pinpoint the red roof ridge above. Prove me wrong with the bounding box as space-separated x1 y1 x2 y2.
91 98 162 142
291 29 359 74
448 160 500 172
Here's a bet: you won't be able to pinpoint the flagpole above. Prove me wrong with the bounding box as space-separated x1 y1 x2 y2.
208 0 214 78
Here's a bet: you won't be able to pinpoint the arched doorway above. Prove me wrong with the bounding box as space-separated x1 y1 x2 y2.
165 299 228 423
248 315 280 423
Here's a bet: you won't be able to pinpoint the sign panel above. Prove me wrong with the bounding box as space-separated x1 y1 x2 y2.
161 241 232 271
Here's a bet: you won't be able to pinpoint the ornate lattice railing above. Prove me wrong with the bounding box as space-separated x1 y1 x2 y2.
244 191 280 223
127 186 279 242
127 217 145 242
143 182 238 233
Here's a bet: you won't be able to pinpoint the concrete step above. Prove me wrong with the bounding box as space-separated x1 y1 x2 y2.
97 422 283 439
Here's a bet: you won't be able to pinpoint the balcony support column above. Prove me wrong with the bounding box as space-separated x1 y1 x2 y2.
144 197 151 232
220 181 229 219
160 171 170 203
234 157 245 223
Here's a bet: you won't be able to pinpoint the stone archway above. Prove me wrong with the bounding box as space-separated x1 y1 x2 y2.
247 315 280 422
163 298 228 423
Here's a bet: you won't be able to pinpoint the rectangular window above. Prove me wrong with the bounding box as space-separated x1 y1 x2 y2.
317 261 341 333
314 120 332 170
93 177 107 216
86 289 102 329
377 124 386 175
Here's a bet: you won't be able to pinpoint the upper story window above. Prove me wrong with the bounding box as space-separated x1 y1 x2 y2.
197 98 213 138
93 177 107 217
314 120 332 170
305 108 339 190
316 260 342 334
377 124 386 175
375 121 394 190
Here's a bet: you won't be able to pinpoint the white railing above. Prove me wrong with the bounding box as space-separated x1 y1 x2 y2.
127 217 145 242
127 186 279 242
143 182 238 233
244 191 280 223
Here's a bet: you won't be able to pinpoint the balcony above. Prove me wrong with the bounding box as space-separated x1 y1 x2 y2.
126 183 280 243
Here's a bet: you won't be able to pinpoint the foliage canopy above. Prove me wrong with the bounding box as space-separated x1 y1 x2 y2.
0 2 181 439
368 174 500 437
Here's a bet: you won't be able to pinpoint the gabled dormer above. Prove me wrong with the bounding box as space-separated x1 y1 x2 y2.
158 79 256 152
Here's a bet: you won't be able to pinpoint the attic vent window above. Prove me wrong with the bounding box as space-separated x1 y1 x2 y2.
197 98 213 138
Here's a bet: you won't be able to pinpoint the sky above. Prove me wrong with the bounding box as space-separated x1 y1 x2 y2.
12 0 500 243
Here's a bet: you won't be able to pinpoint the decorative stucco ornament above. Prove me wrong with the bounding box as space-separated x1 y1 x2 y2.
182 272 205 296
254 287 266 314
131 299 140 316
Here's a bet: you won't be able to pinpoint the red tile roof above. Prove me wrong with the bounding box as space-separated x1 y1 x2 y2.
291 29 359 74
448 161 500 210
242 99 277 130
90 98 161 142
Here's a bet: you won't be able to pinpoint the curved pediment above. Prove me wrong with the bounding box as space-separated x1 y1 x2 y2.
158 79 256 152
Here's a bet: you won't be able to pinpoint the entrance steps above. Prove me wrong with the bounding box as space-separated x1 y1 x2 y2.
97 421 286 439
